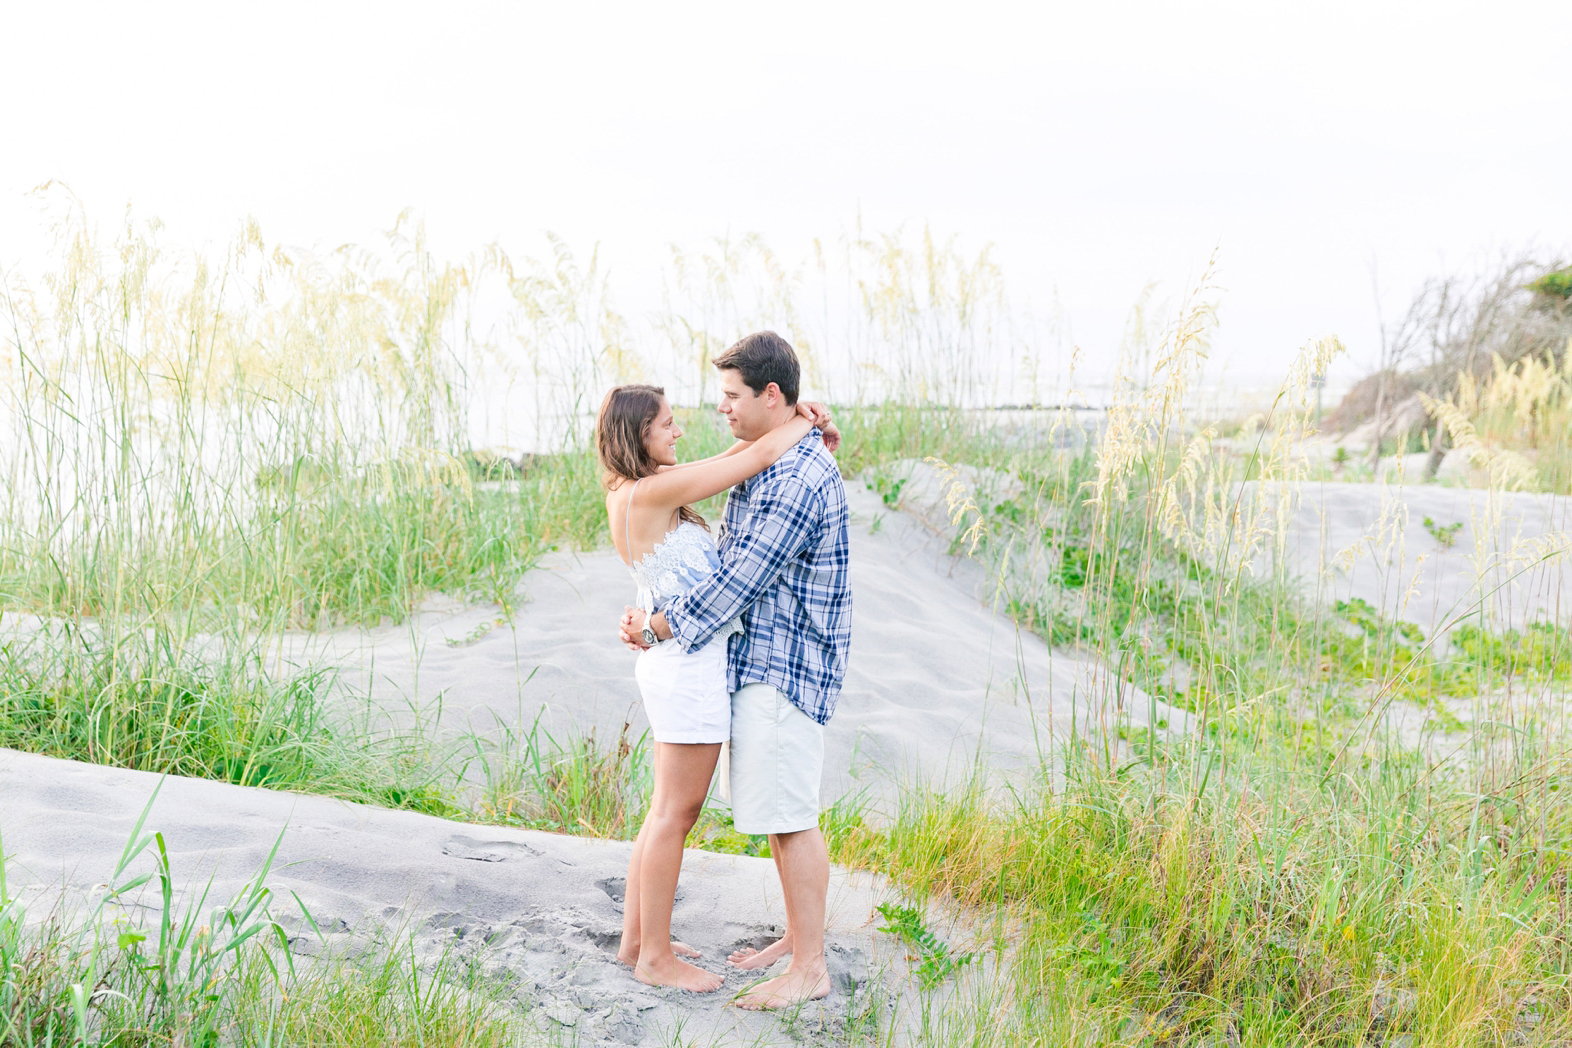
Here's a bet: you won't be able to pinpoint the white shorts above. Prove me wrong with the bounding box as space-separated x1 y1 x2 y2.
728 683 824 835
634 640 731 744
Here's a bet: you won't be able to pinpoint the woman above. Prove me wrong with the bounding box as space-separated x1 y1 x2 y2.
596 383 833 992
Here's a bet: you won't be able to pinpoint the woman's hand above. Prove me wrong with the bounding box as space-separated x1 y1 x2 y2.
619 605 651 651
797 400 840 451
796 400 833 428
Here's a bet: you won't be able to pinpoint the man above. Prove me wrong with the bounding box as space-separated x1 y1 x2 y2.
619 330 851 1010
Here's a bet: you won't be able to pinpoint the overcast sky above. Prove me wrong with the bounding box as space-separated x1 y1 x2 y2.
3 0 1568 389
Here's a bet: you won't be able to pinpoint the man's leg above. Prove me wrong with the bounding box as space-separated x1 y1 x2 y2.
726 683 801 970
727 844 794 968
725 683 832 1009
734 825 831 1009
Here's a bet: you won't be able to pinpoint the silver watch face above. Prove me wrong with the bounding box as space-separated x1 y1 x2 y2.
642 625 657 645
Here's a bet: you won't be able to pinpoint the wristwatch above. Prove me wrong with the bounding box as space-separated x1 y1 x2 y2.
641 618 658 646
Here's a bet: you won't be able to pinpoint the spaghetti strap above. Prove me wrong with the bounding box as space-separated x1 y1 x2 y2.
624 478 642 564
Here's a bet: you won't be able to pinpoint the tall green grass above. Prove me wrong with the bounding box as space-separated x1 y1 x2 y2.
828 731 1572 1045
822 283 1572 1044
0 622 335 788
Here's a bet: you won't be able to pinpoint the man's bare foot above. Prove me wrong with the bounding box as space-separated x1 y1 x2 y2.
727 936 792 970
733 968 831 1010
618 940 701 965
633 954 724 992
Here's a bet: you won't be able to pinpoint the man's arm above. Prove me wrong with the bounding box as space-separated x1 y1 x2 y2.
651 469 823 652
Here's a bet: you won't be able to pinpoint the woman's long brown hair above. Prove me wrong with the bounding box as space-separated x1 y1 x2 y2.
594 384 707 531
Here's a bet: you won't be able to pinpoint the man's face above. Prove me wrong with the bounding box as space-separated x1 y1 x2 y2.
716 368 774 441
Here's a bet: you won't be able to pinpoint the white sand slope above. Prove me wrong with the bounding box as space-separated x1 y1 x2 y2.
1245 481 1572 636
280 483 1190 811
0 748 915 1046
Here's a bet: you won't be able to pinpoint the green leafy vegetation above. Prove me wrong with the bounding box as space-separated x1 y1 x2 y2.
0 620 465 816
1422 515 1463 547
828 736 1572 1045
471 719 651 838
874 903 978 989
1527 265 1572 301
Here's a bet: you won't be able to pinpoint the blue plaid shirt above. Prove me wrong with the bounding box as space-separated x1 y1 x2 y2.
660 430 851 725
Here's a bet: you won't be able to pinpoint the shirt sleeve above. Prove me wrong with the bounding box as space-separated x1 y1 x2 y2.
660 467 822 652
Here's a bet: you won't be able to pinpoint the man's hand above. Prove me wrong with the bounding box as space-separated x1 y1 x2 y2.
619 606 650 652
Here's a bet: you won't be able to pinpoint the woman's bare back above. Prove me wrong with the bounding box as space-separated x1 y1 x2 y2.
607 479 684 567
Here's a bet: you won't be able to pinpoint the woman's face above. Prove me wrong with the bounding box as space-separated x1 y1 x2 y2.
643 397 682 467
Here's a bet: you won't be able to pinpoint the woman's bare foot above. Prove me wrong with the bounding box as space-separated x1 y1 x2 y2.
733 968 831 1010
727 935 792 970
618 940 700 965
633 954 725 992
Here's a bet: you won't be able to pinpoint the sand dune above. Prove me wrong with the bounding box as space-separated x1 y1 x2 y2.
2 484 1158 1043
0 748 911 1045
12 476 1554 1041
1246 480 1572 636
277 482 1187 811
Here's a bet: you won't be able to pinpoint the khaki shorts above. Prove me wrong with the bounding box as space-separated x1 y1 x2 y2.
728 683 824 835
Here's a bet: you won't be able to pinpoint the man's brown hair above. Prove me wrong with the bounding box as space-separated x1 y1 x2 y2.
711 330 800 405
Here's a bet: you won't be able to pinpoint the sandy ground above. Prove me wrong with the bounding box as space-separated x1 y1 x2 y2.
0 749 930 1045
1243 479 1572 637
274 482 1188 813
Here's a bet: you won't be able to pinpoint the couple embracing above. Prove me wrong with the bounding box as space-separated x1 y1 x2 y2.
595 331 850 1010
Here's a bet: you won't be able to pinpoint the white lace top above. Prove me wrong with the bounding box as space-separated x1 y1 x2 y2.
625 482 743 646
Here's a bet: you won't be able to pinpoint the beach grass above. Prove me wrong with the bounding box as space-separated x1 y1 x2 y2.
2 208 1571 1044
813 287 1572 1044
824 727 1572 1045
0 798 529 1047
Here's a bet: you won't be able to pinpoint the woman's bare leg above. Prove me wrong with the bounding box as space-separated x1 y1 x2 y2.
632 740 723 992
616 745 700 964
616 818 652 964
